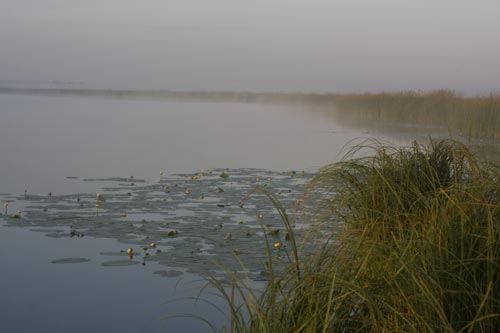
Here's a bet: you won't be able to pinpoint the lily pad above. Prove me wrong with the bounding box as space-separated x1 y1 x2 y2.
153 270 184 278
51 258 91 264
101 260 140 267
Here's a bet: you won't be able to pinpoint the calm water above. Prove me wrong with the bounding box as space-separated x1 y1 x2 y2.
0 93 377 332
0 94 365 195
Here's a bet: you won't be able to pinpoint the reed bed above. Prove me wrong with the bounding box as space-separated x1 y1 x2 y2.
213 139 500 332
330 91 500 140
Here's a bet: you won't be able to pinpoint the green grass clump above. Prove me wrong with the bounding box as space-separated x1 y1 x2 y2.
216 139 500 332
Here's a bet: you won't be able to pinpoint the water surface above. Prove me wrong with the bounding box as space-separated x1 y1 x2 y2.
0 93 397 332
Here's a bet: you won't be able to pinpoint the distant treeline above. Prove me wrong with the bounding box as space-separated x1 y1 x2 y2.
0 87 316 105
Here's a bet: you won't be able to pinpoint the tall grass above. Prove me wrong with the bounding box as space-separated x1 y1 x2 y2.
214 139 500 332
330 90 500 140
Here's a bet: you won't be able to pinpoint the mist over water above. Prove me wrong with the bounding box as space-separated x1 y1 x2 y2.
1 0 500 93
1 2 500 332
0 93 365 194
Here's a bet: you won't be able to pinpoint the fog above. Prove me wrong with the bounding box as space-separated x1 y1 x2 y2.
1 0 500 93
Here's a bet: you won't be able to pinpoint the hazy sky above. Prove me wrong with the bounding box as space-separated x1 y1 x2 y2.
1 0 500 93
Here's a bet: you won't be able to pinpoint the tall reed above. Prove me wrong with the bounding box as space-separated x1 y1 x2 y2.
331 91 500 140
215 139 500 332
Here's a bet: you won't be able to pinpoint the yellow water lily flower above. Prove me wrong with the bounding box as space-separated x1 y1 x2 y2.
258 213 264 219
185 189 191 197
232 249 239 255
127 248 133 255
149 242 156 248
274 242 282 249
225 232 232 240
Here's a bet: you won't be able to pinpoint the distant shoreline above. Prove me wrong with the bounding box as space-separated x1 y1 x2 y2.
0 87 325 105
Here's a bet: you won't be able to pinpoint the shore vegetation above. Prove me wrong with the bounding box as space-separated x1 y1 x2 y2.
214 139 500 332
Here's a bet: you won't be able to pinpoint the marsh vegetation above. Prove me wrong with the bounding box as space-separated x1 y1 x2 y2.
329 91 500 141
217 140 500 332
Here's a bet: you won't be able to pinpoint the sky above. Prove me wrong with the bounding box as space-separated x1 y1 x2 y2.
1 0 500 93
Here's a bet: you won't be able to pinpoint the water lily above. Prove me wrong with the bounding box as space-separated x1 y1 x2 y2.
149 242 156 248
11 209 21 219
184 188 191 197
232 249 239 255
121 212 127 218
95 203 100 215
127 248 133 255
274 242 282 250
258 213 264 220
225 232 232 240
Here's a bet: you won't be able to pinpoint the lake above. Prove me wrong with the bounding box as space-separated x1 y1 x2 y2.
0 92 409 332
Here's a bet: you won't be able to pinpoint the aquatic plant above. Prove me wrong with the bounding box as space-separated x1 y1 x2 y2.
215 139 500 332
10 209 21 219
